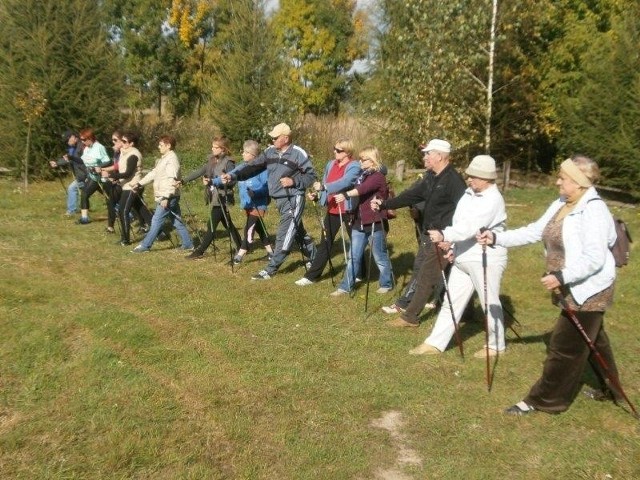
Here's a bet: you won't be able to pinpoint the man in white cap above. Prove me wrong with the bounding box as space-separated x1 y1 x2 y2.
409 155 508 357
371 139 466 327
221 122 317 280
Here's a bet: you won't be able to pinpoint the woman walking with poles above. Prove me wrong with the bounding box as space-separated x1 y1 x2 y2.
231 140 274 264
77 128 111 225
409 155 508 359
102 131 152 246
478 155 629 416
295 138 361 286
330 147 393 297
182 136 242 260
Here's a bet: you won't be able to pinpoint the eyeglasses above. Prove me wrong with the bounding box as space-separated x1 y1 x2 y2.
334 148 345 153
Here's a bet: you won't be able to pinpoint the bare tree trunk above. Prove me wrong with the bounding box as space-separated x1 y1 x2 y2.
485 0 498 153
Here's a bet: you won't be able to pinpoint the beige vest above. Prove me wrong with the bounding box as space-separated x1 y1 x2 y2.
119 147 143 190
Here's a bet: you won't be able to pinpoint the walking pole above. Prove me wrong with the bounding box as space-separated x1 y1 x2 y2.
433 242 464 358
337 204 352 292
480 227 492 391
285 188 310 272
180 194 203 248
311 196 336 286
364 221 375 313
211 186 236 272
50 163 67 195
552 287 639 419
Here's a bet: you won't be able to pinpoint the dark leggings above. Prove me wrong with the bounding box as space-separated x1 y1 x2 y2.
195 205 242 254
118 189 152 243
240 212 271 250
81 180 117 228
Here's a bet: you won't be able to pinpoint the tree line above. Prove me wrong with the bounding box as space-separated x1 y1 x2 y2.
0 0 638 192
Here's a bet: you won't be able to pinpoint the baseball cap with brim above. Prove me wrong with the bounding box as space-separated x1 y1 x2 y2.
268 123 291 138
421 139 451 153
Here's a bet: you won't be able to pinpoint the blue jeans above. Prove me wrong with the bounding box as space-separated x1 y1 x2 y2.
141 197 193 250
338 226 393 292
67 179 83 214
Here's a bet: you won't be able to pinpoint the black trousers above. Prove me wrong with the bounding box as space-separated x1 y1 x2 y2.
118 189 152 243
305 212 350 281
196 204 242 254
240 212 271 250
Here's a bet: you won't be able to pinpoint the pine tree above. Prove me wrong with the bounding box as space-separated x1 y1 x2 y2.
0 0 123 179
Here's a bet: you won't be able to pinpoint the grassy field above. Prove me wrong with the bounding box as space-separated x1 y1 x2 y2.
1 177 639 479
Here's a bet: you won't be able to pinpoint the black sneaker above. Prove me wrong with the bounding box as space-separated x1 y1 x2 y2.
118 240 131 246
185 251 204 260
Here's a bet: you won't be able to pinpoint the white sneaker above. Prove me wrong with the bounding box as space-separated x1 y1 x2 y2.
381 304 405 314
295 277 314 286
330 289 348 297
376 287 392 294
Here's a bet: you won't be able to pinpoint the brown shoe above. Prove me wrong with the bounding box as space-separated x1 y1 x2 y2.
473 347 504 359
387 317 419 328
409 343 441 355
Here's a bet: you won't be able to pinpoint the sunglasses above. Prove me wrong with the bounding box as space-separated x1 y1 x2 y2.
334 148 345 153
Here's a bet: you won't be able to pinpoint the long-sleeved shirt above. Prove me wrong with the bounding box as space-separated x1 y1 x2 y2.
138 150 182 201
381 162 466 231
495 186 616 305
442 184 507 263
228 143 316 198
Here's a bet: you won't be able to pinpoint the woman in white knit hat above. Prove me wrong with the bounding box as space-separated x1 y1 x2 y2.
409 155 508 358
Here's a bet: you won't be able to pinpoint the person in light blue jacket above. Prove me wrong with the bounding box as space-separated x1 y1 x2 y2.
478 155 623 416
295 138 361 286
232 140 274 264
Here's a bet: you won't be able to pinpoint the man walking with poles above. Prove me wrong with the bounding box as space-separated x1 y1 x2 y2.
220 123 317 280
371 139 466 328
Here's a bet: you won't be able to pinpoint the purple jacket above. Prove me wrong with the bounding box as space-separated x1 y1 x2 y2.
353 170 388 228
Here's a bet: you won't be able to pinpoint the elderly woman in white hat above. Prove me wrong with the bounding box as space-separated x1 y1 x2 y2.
409 155 508 358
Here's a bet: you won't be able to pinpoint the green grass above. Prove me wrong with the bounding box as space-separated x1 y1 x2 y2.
1 178 639 479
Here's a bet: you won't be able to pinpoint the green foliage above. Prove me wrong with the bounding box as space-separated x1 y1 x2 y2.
553 3 640 192
0 0 123 178
271 0 366 115
202 0 296 146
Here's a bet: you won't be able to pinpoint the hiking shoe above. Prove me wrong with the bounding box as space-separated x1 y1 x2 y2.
185 251 204 260
137 226 149 234
295 277 314 286
409 343 441 355
118 240 131 246
131 245 150 253
105 226 115 234
329 289 349 297
233 255 243 265
381 304 406 314
76 217 91 225
251 270 272 280
387 317 419 328
473 347 505 359
583 388 620 403
376 287 392 294
504 401 535 416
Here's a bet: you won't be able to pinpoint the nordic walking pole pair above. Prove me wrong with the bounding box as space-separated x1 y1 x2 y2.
551 286 639 419
310 194 336 286
210 184 237 272
433 241 464 358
